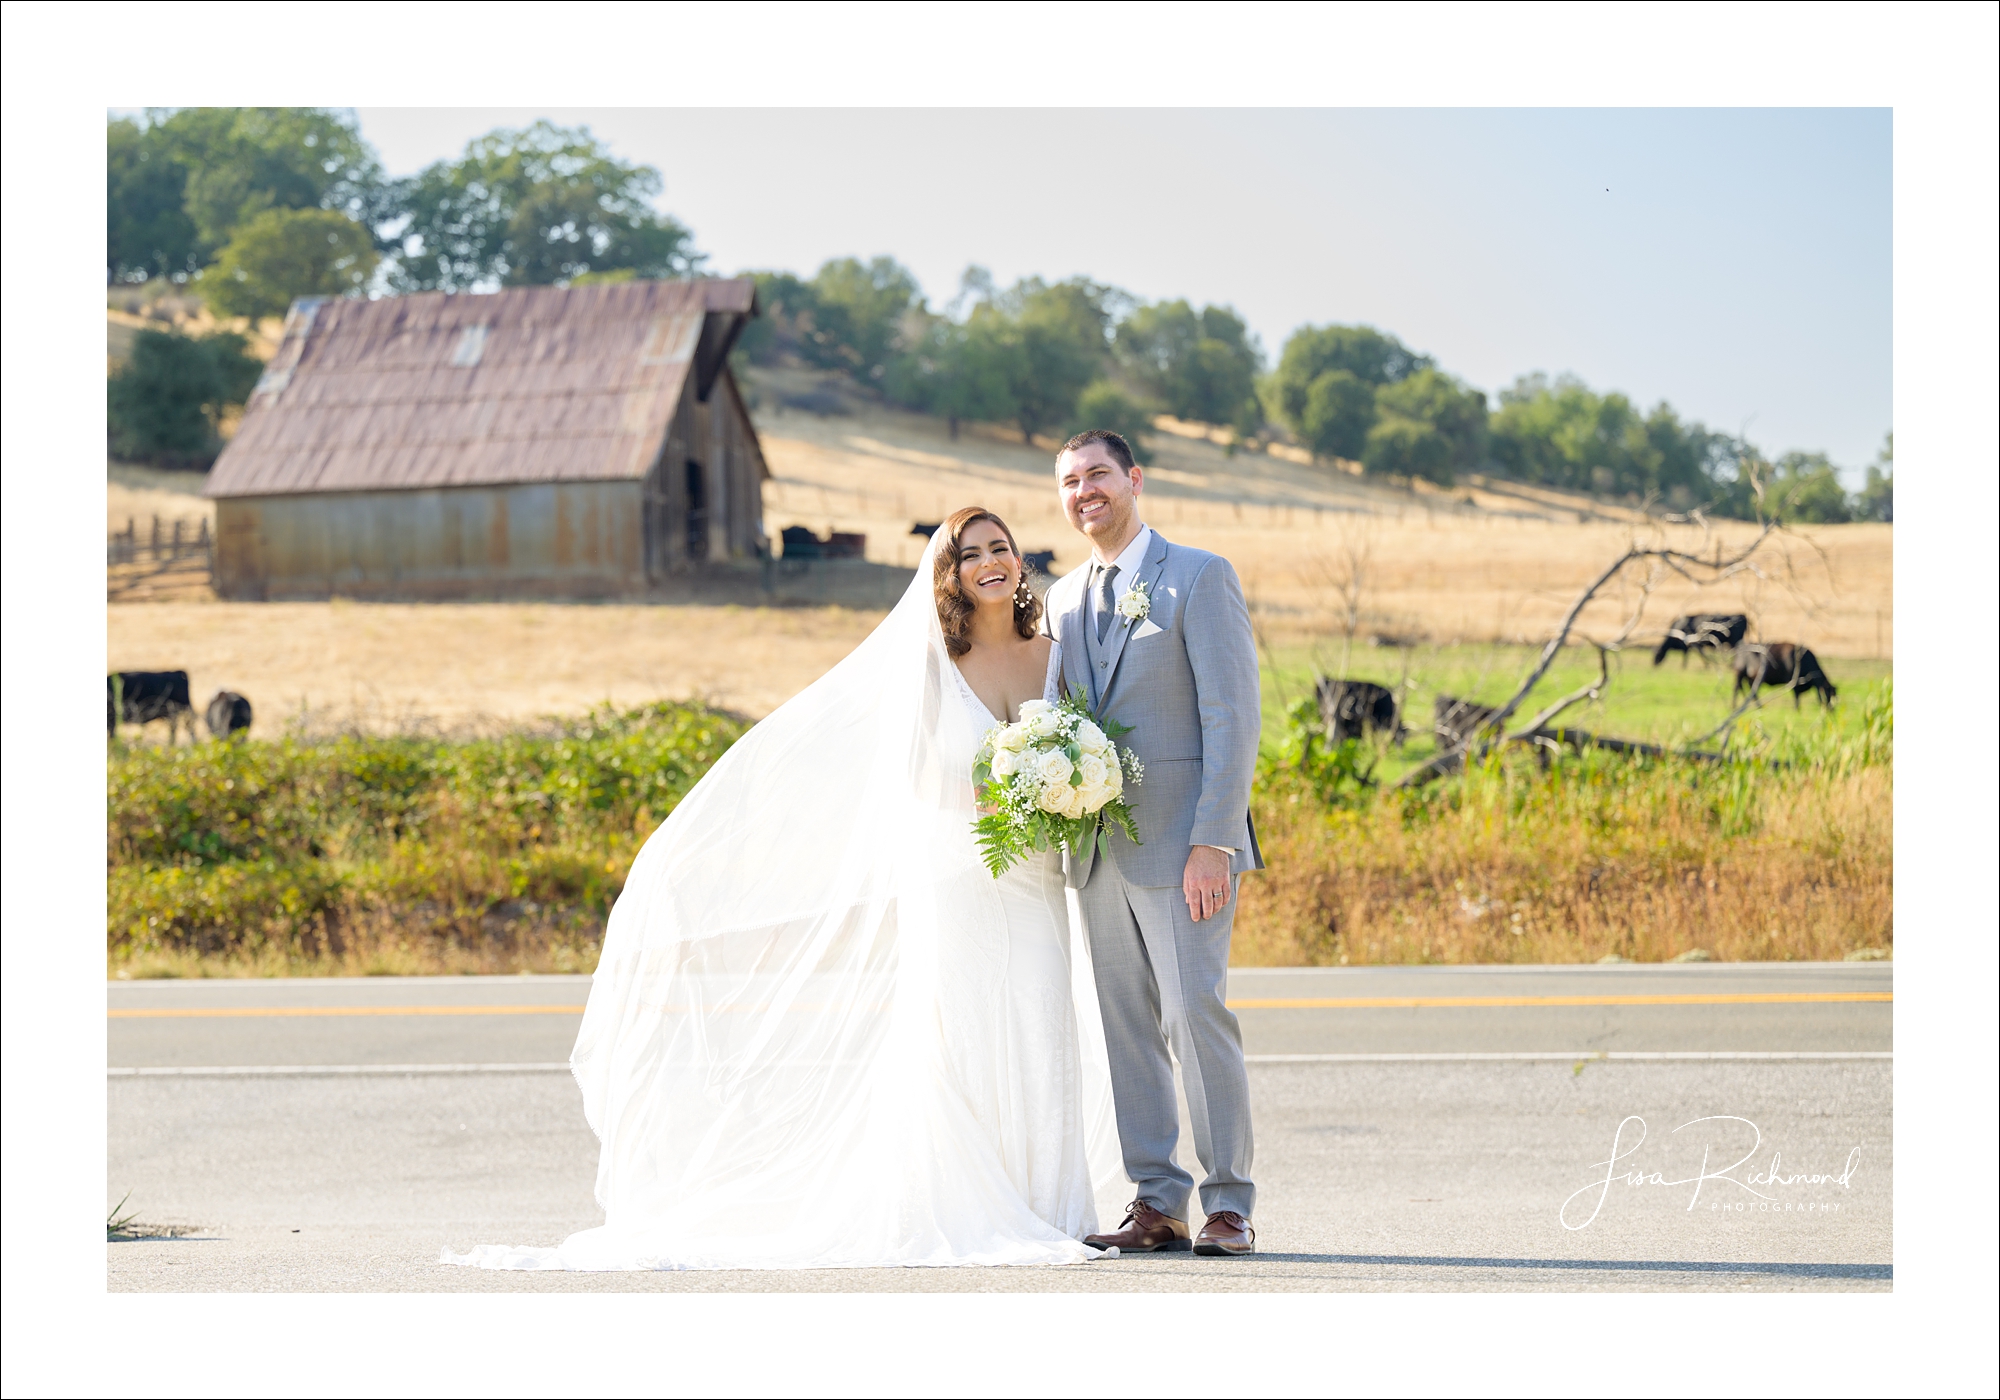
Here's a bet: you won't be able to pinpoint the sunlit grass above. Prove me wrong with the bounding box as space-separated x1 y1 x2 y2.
1232 681 1892 966
1255 640 1891 782
108 702 745 977
107 681 1891 975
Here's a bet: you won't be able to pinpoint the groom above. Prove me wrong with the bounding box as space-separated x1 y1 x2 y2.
1046 429 1263 1257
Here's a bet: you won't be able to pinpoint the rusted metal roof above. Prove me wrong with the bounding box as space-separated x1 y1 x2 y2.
205 278 758 499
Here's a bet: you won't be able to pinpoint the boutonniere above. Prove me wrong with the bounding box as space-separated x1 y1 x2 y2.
1116 580 1152 626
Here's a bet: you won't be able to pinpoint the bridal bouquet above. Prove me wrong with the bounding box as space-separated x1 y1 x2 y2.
972 687 1143 877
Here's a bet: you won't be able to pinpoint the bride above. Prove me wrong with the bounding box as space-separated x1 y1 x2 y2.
446 508 1125 1271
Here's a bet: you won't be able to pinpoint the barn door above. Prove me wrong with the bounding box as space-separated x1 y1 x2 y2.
641 457 671 581
684 458 709 560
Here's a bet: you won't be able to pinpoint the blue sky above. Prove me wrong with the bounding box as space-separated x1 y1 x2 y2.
342 108 1890 478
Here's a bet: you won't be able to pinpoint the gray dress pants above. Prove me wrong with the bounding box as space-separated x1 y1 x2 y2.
1077 859 1255 1221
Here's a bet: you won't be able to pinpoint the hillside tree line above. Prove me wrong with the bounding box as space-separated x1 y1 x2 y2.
107 109 1889 522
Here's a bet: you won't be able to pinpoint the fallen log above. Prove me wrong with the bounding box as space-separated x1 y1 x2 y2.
1528 724 1727 763
1403 694 1733 786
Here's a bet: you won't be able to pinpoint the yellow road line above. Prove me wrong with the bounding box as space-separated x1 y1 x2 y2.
1226 993 1891 1009
108 992 1889 1019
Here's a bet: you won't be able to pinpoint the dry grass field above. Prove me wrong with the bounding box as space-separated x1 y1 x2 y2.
750 375 1890 657
108 373 1890 735
108 600 882 734
108 461 214 534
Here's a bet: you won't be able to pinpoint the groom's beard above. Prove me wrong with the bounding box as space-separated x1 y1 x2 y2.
1074 496 1136 546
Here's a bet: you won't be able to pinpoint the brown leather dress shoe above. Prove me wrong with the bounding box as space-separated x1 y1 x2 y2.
1085 1200 1193 1253
1193 1211 1256 1256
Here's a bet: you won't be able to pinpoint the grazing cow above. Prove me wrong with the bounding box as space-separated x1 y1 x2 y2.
1732 643 1837 708
109 670 193 739
1434 694 1501 750
779 525 824 559
205 690 253 739
1653 613 1749 666
910 522 941 539
1317 678 1406 744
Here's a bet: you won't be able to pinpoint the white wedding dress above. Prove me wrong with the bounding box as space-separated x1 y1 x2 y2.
445 543 1126 1271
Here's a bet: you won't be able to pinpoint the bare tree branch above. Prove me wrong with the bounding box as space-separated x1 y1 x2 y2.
1392 520 1784 791
1478 519 1777 741
1246 593 1294 720
1507 643 1609 739
1684 649 1771 747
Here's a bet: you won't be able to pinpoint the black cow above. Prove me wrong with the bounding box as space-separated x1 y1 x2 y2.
1653 613 1749 666
1434 694 1501 750
779 525 824 559
206 690 253 739
109 670 193 740
1732 643 1837 708
1317 678 1406 744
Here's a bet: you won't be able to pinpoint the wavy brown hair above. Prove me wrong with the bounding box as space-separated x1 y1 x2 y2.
932 506 1043 657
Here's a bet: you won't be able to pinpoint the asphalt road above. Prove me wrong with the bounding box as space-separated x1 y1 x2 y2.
108 964 1891 1292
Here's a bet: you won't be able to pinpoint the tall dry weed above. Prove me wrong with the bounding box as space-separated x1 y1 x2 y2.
1232 684 1892 965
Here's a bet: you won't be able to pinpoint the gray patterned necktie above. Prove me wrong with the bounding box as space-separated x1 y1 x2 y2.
1094 563 1121 645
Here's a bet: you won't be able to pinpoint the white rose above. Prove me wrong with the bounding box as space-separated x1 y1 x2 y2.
1074 781 1109 815
1102 763 1123 795
1017 699 1052 721
1027 708 1060 739
991 747 1021 778
1037 782 1072 814
996 723 1031 753
1074 720 1108 753
1078 755 1108 787
1063 784 1091 820
1038 751 1074 785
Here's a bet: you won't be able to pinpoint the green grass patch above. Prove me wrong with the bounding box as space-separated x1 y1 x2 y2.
1255 641 1891 784
107 675 1892 975
108 702 745 972
1235 680 1893 966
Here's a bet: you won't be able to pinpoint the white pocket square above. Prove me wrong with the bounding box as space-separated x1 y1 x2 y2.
1132 617 1165 640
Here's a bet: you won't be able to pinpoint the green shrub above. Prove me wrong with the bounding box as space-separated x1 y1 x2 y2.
106 328 263 468
107 701 746 960
202 207 379 322
1069 381 1156 464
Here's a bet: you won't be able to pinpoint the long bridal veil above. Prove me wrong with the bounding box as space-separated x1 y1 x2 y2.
448 536 1127 1270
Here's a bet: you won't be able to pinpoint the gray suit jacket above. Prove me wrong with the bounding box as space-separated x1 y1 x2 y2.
1045 530 1265 889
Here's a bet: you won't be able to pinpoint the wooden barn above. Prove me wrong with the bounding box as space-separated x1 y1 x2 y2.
204 278 768 600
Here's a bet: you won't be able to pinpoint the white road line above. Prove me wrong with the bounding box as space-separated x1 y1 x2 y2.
109 1063 574 1077
109 1051 1891 1077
